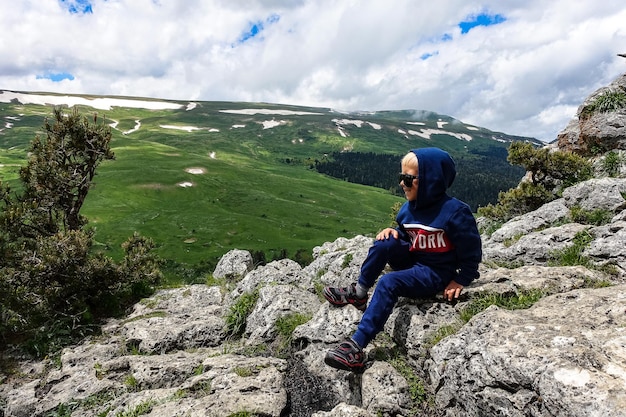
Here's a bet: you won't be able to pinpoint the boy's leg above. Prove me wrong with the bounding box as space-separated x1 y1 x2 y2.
357 237 414 289
325 265 443 372
352 264 443 349
324 237 413 310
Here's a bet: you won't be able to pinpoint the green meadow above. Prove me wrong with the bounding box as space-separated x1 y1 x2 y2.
0 94 533 277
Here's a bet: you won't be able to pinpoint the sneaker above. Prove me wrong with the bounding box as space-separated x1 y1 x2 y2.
324 339 366 372
323 283 368 311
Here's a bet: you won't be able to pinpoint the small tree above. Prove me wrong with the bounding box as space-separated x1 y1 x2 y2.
478 142 592 223
0 107 161 355
20 107 115 232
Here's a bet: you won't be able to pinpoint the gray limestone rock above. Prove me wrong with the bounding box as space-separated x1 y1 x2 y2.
426 285 626 417
212 248 253 280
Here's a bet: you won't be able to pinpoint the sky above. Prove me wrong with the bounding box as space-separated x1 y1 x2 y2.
1 0 625 142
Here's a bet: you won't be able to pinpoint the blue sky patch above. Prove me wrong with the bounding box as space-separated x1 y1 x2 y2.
37 72 75 82
459 12 506 34
421 51 439 60
59 0 93 14
237 13 280 44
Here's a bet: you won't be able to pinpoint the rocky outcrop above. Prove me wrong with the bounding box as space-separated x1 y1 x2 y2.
2 180 626 416
482 177 626 274
557 73 626 154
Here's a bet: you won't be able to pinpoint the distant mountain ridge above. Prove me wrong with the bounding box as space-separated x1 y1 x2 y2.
0 89 536 269
0 89 542 145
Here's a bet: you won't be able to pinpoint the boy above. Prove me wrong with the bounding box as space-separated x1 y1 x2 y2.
324 147 482 372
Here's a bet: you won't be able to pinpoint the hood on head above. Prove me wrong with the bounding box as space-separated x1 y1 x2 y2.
411 147 456 208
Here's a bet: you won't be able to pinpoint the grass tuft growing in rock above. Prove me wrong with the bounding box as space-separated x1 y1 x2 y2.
548 230 594 267
224 291 259 338
274 313 312 357
459 289 545 323
569 205 613 226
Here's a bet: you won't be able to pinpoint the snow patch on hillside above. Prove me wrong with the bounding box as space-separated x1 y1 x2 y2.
333 119 382 131
123 120 141 135
0 91 184 110
160 124 219 132
261 120 286 129
406 128 473 141
160 125 201 132
185 168 205 174
220 109 323 116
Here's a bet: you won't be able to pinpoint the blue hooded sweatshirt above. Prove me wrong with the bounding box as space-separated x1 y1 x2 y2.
394 148 482 286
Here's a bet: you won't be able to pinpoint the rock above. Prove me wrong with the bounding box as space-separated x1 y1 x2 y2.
231 258 308 299
487 199 570 244
361 361 411 415
562 178 626 211
3 225 626 416
245 284 320 344
104 285 227 354
312 402 375 417
585 220 626 274
557 73 626 154
212 248 253 280
482 177 626 275
426 285 626 417
469 265 608 295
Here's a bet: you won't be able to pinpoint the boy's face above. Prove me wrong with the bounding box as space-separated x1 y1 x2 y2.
399 164 418 201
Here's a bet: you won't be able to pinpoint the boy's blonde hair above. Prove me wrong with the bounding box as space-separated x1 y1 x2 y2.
401 152 418 170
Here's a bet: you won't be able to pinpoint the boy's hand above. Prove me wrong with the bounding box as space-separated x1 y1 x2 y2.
376 228 399 240
443 280 463 301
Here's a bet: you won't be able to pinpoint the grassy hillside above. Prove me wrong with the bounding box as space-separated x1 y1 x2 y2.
0 91 537 278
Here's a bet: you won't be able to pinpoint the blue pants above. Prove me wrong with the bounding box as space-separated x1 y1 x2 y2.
352 237 446 348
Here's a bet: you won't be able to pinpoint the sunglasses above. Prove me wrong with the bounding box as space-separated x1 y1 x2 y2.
398 173 419 188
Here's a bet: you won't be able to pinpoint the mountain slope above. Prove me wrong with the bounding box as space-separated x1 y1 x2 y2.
0 90 538 273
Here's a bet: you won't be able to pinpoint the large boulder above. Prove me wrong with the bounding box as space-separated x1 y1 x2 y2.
427 285 626 417
557 73 626 153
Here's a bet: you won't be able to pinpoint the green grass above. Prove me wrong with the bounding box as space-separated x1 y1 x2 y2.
72 118 402 270
569 206 613 226
582 89 626 117
274 312 312 356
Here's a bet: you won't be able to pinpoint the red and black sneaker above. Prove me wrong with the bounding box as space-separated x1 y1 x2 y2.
324 339 366 372
323 283 368 311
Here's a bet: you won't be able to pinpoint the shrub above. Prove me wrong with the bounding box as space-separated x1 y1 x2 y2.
478 181 554 221
602 151 623 177
478 142 592 222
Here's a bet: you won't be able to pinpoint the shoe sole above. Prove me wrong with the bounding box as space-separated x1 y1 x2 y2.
323 289 367 311
324 354 366 373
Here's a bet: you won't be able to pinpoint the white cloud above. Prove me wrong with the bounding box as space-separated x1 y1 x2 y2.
0 0 625 142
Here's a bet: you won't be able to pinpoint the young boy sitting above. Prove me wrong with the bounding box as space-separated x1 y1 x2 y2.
324 147 482 372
